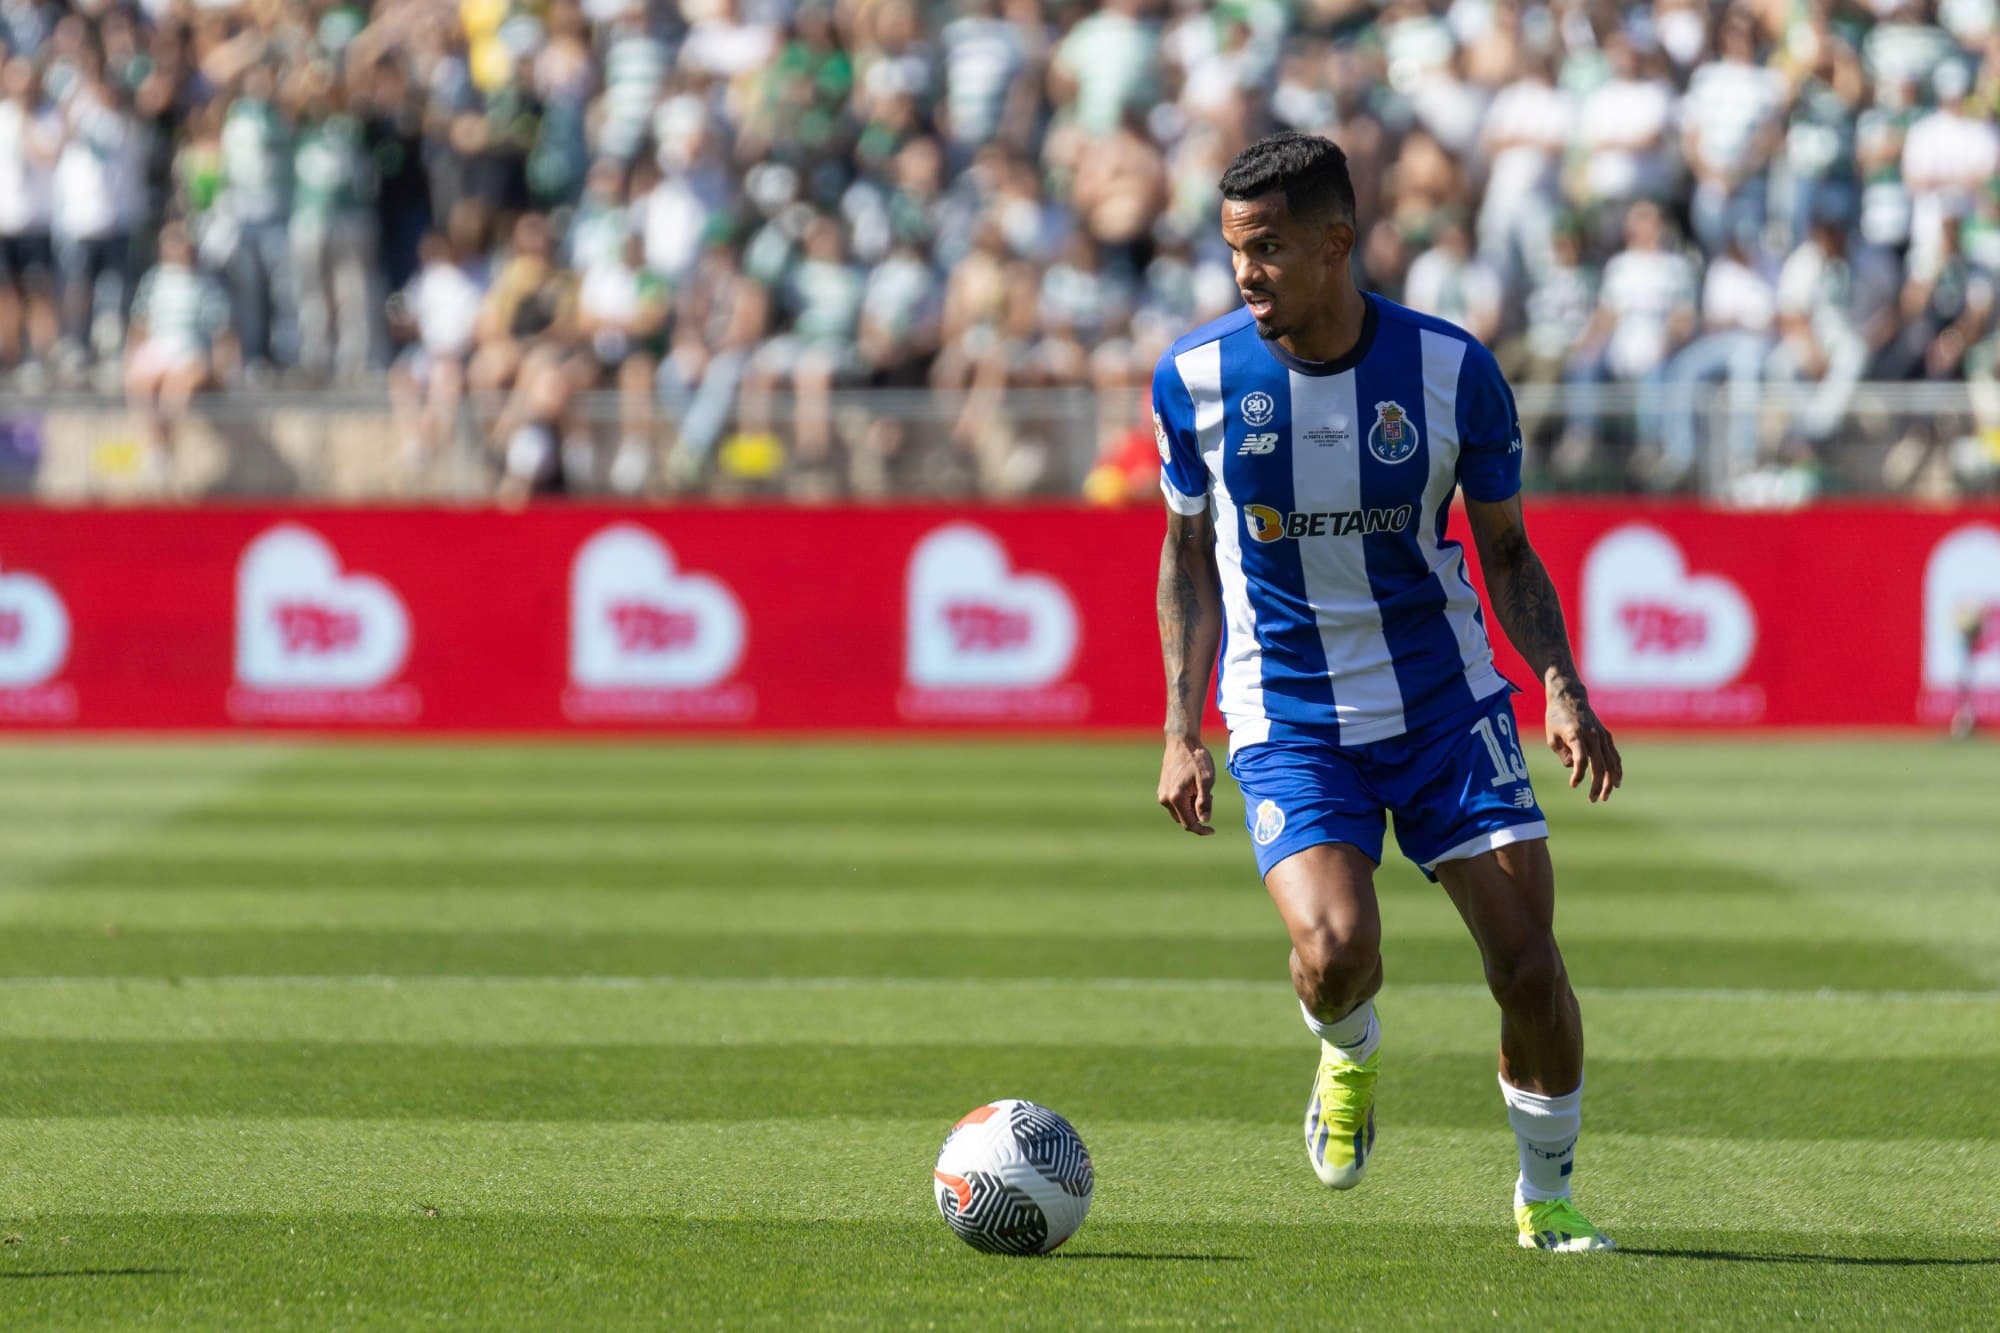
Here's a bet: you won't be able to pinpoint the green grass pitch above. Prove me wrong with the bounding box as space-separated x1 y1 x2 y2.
0 737 1995 1328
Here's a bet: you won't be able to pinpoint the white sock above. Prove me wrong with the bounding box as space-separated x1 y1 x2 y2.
1499 1075 1581 1206
1300 997 1379 1063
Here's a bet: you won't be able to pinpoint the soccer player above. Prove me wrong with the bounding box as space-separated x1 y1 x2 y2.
1153 134 1623 1252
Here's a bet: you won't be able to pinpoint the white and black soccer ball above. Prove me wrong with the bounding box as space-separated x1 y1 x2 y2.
932 1100 1093 1255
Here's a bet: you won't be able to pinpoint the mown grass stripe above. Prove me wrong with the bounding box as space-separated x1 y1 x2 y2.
0 979 1990 1053
2 1217 1994 1333
0 884 1893 943
25 853 1793 900
0 926 1976 991
0 975 1991 1000
0 1119 1994 1232
0 1040 1990 1139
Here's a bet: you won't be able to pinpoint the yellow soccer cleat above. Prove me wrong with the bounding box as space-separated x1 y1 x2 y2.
1515 1197 1616 1252
1304 1043 1378 1188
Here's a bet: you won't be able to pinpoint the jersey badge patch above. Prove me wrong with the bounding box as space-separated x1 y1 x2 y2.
1153 410 1171 465
1253 798 1286 846
1240 391 1275 427
1368 400 1419 464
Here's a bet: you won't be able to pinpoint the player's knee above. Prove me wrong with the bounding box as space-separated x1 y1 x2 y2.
1292 920 1380 1011
1482 933 1567 1014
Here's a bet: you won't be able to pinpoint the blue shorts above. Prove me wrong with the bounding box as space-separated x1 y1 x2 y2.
1226 691 1548 881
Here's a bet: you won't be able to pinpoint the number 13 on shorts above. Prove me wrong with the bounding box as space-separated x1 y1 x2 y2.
1470 712 1529 786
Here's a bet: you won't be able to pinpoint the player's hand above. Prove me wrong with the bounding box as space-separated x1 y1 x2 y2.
1157 735 1216 835
1545 687 1622 803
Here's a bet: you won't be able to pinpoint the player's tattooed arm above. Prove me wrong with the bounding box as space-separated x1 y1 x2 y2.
1464 494 1625 803
1156 507 1222 834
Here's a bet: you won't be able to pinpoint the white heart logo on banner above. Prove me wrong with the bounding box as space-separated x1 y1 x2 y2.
236 525 410 690
1582 524 1755 689
1921 524 2000 690
570 525 745 689
906 523 1078 689
0 563 69 688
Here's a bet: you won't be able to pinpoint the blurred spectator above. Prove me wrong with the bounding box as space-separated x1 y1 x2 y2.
1571 31 1676 232
290 66 380 385
215 62 293 378
931 218 1035 448
0 56 59 380
1882 212 1995 381
1662 232 1777 483
1050 0 1158 137
1404 216 1503 348
739 213 864 467
1856 69 1922 250
1773 33 1865 252
576 229 670 492
859 237 942 385
1771 202 1903 444
469 210 576 430
634 126 730 284
1068 107 1170 277
53 57 138 372
939 0 1030 160
1562 201 1698 476
125 222 229 481
1081 400 1163 506
389 229 485 470
659 229 769 487
1903 61 2000 279
1477 48 1569 296
1498 221 1597 456
1681 10 1786 254
1030 230 1121 387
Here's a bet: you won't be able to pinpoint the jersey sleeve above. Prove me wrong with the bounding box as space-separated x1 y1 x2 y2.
1151 352 1210 515
1453 339 1524 503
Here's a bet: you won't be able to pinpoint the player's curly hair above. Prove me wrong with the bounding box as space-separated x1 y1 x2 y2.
1219 133 1357 227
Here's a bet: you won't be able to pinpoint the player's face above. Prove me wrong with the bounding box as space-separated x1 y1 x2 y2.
1221 194 1352 341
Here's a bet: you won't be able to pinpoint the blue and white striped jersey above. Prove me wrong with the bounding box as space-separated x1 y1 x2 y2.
1154 294 1522 752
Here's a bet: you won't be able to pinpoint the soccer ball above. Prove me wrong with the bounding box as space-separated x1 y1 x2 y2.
932 1100 1093 1255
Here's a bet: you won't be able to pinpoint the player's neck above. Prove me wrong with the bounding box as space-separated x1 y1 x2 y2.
1275 284 1369 365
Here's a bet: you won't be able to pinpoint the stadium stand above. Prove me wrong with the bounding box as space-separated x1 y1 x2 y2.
0 0 1996 502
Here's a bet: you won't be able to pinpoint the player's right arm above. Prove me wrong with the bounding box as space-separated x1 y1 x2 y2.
1157 505 1222 834
1151 354 1222 835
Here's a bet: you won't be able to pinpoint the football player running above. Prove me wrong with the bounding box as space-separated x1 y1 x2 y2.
1153 133 1623 1252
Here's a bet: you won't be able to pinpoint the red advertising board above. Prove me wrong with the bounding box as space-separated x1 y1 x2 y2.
0 503 1993 732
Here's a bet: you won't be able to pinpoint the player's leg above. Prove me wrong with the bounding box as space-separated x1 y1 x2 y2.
1389 690 1611 1250
1266 843 1383 1053
1435 843 1611 1252
1266 845 1386 1190
1434 840 1577 1094
1229 737 1389 1189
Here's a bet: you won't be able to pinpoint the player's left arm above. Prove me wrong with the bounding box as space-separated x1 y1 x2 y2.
1463 493 1623 803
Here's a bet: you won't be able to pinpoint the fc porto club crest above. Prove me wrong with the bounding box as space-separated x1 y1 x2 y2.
1368 400 1419 464
1240 391 1275 427
1152 409 1172 464
1253 798 1286 846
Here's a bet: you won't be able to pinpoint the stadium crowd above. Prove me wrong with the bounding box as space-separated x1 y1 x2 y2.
0 0 1997 498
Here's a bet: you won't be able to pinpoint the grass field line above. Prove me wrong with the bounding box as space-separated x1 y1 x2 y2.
0 974 1989 1001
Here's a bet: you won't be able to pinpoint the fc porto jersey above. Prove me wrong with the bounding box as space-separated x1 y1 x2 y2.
1152 294 1521 752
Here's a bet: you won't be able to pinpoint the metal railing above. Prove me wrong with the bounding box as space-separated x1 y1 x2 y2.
0 380 1992 504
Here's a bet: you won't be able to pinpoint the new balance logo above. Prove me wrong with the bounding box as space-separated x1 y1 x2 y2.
1238 433 1279 456
1511 788 1537 809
